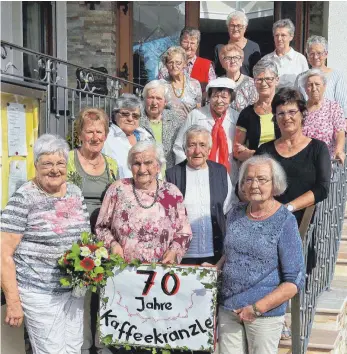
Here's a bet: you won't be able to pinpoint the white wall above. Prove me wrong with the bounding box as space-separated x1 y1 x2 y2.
1 1 23 76
327 1 347 79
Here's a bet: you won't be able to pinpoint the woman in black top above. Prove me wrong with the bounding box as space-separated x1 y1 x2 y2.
256 88 331 225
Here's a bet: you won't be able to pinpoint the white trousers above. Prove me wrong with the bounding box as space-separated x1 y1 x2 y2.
218 306 284 354
19 289 84 354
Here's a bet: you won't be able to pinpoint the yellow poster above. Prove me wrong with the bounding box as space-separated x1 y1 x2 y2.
1 93 39 209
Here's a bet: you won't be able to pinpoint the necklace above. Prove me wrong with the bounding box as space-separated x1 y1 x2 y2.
79 149 101 169
34 179 62 198
248 199 276 219
255 102 271 114
171 76 185 98
132 179 160 209
235 72 242 83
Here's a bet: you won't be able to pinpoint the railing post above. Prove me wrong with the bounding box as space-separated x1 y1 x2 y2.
291 293 302 354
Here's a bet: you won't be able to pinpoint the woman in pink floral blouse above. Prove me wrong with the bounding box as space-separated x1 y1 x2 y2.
95 141 192 264
302 68 346 164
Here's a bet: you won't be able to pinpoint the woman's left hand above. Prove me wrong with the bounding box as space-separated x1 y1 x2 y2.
334 150 346 164
161 250 177 264
234 305 256 323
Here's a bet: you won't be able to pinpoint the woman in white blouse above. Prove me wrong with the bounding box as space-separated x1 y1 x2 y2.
166 125 235 266
103 94 153 178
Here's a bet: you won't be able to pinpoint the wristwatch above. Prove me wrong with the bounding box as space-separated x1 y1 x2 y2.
252 303 262 317
286 204 295 212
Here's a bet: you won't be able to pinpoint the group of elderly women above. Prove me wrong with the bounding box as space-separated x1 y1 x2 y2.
1 9 347 354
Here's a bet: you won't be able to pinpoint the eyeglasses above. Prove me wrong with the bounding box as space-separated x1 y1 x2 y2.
167 61 183 68
117 111 141 120
181 40 198 47
255 77 276 84
244 177 272 186
38 162 67 170
223 55 243 62
229 24 245 30
210 93 231 101
276 109 299 119
308 51 326 58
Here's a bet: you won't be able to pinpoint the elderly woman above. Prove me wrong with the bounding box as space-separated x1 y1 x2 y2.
67 108 118 354
158 27 216 91
103 94 153 178
263 19 308 89
140 80 184 169
1 134 90 353
96 141 192 264
302 69 346 163
214 10 261 77
167 125 235 266
161 46 202 120
255 88 331 225
295 35 347 119
220 43 258 112
174 78 239 174
233 59 281 162
217 155 305 354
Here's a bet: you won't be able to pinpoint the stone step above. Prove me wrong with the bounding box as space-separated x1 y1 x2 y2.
334 262 347 277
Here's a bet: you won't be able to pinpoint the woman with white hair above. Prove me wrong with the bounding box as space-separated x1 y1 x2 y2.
96 141 192 264
262 19 308 89
301 69 346 163
161 46 202 120
103 93 153 178
216 155 305 354
295 35 347 119
140 80 185 169
1 134 90 353
214 10 261 77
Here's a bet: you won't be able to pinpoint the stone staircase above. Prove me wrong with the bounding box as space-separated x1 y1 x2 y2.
278 210 347 354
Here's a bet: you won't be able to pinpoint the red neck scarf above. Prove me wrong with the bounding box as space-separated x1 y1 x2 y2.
209 107 230 172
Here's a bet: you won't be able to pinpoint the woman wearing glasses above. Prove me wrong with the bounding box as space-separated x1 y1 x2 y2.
295 35 347 120
233 59 281 162
103 94 153 179
161 46 202 120
220 43 258 112
214 10 261 77
216 155 305 354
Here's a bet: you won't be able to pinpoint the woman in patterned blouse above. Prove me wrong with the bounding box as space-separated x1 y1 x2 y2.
95 140 192 264
161 46 202 120
220 43 258 112
302 68 346 164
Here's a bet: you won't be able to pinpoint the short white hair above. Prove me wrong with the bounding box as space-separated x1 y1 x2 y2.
183 125 212 151
34 134 69 164
142 80 169 102
306 35 328 54
226 10 249 27
253 58 279 78
239 154 287 196
273 19 295 37
301 68 327 87
127 140 166 169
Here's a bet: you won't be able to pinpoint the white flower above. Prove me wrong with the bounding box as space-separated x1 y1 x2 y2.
80 246 91 257
94 258 101 266
95 247 108 259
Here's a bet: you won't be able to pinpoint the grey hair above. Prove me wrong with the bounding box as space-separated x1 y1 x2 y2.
142 80 169 102
226 10 249 27
34 134 69 164
239 154 287 196
253 58 279 78
127 140 166 169
161 46 187 65
183 125 213 151
273 19 295 37
180 27 201 44
112 93 142 114
301 68 327 87
305 35 328 54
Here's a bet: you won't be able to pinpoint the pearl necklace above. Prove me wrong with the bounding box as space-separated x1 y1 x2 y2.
248 199 276 219
132 179 159 209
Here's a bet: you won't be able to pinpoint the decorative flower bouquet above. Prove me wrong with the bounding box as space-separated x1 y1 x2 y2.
58 231 126 296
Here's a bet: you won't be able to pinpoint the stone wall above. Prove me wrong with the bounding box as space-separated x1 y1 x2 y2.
66 1 116 88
